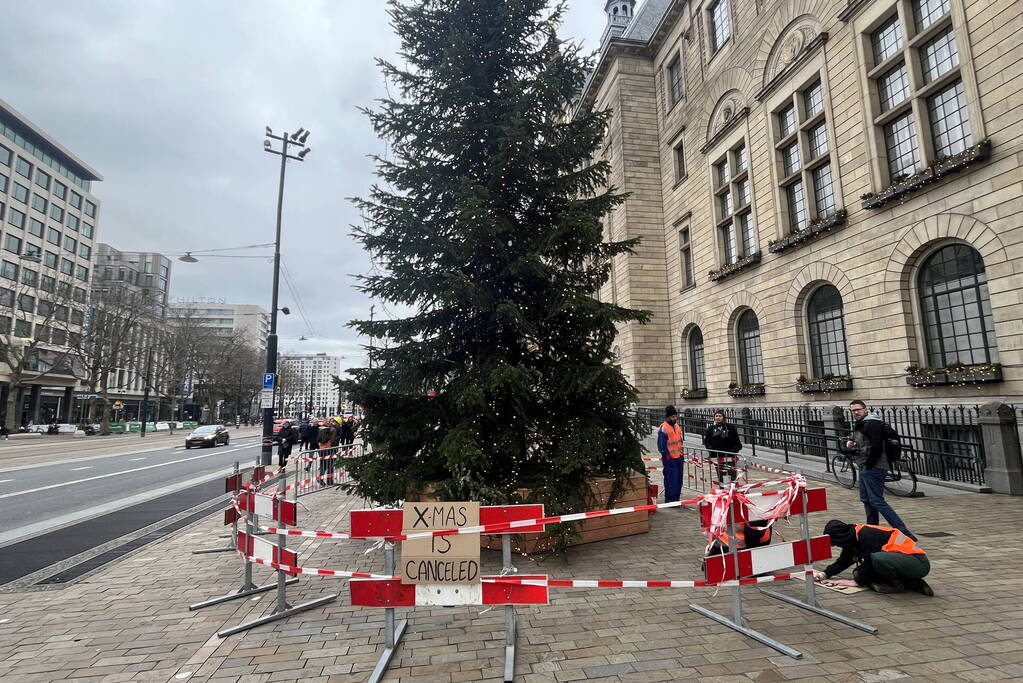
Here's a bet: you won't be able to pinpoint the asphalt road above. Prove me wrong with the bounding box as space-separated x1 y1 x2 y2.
0 434 264 546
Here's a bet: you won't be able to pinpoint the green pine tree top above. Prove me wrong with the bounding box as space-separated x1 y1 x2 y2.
343 0 650 520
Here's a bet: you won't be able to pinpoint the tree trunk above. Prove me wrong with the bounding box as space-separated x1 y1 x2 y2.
4 382 19 432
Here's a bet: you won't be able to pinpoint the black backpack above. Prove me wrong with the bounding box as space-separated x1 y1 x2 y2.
317 426 331 443
882 422 902 461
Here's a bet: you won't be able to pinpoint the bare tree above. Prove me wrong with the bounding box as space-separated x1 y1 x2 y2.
71 286 159 434
0 273 84 430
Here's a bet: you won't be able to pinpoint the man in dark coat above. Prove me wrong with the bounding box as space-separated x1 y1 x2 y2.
277 421 298 467
702 409 741 483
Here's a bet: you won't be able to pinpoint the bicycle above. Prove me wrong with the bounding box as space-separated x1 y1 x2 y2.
830 452 918 497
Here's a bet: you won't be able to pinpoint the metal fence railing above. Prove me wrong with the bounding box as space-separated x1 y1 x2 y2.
638 403 987 486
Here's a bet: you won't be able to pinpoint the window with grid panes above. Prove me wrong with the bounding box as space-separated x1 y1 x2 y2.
46 227 60 245
7 207 24 228
666 55 684 106
0 172 7 193
15 157 31 179
13 318 31 337
864 0 972 183
35 169 50 190
918 244 998 367
679 227 694 289
689 327 706 389
12 182 28 203
24 242 40 259
807 285 850 377
712 142 756 265
0 145 10 166
708 0 731 53
31 194 46 213
28 218 43 237
52 179 66 200
673 140 686 183
773 78 839 231
736 310 764 385
20 268 36 287
43 251 57 269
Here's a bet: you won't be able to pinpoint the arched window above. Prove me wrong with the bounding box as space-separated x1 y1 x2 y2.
807 284 850 377
688 327 706 389
919 244 999 367
736 310 764 384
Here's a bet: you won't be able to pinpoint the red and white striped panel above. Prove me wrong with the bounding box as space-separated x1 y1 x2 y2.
483 570 811 589
350 576 549 607
704 536 832 583
236 491 298 526
349 504 547 539
236 530 299 574
698 487 827 528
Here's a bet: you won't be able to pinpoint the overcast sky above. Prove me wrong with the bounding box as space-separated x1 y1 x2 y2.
0 1 607 370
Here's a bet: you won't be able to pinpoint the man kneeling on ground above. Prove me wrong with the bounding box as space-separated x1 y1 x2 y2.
814 519 933 595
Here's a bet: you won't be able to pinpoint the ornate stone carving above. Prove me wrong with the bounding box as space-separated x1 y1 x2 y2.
708 91 744 140
764 16 823 87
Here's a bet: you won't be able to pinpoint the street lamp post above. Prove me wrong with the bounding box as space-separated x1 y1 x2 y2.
260 126 311 466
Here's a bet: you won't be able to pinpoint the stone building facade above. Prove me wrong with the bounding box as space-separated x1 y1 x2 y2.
580 0 1022 408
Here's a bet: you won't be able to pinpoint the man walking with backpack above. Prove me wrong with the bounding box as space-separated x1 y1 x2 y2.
845 400 916 539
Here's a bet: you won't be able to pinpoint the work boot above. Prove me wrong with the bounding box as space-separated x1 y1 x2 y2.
905 578 935 596
869 581 904 594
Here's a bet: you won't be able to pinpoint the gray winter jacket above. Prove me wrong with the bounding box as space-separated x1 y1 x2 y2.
849 412 889 470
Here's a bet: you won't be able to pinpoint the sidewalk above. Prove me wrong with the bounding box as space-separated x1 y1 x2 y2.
0 470 1021 681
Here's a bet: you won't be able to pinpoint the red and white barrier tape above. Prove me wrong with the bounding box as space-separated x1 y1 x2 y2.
483 569 813 589
235 473 804 541
240 552 393 578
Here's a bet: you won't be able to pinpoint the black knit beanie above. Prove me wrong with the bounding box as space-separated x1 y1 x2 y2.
824 519 855 548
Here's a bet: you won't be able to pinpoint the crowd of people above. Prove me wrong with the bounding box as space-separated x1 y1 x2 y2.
657 399 933 598
275 416 361 487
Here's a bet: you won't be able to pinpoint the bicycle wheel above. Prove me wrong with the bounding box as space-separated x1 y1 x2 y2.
831 455 856 489
884 463 918 497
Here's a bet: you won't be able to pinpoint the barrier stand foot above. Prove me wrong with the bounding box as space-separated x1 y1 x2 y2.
188 578 298 610
216 593 338 638
368 617 408 683
191 544 234 555
690 604 803 659
757 588 878 633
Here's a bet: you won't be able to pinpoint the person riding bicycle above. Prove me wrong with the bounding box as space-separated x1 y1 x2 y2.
841 400 916 540
815 519 933 596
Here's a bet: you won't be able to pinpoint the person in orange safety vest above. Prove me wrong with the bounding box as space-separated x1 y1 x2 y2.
816 519 933 595
657 405 684 504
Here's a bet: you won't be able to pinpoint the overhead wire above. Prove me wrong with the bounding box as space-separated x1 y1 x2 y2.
280 258 317 338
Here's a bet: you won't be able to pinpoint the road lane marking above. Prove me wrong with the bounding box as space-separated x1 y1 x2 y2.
0 442 260 500
0 435 263 474
70 466 92 471
129 458 146 461
0 479 12 484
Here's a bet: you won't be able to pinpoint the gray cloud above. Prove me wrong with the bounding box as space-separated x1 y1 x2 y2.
0 1 606 371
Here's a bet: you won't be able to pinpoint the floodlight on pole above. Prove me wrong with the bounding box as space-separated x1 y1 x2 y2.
179 252 199 263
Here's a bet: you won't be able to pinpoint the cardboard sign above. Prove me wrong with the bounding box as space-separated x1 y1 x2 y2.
401 502 480 585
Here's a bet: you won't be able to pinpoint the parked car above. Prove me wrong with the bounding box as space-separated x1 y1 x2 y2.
184 425 230 448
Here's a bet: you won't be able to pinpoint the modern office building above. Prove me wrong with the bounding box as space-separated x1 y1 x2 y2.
168 301 270 350
88 244 174 418
278 352 344 418
0 98 102 426
580 0 1021 407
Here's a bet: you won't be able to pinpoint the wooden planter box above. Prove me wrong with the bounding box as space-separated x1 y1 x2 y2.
480 473 650 554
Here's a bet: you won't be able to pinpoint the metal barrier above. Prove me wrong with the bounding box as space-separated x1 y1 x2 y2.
639 404 986 486
286 444 361 497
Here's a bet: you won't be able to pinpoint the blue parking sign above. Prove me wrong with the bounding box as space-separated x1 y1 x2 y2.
263 373 276 390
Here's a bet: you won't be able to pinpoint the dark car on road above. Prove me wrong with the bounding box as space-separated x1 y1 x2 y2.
184 425 230 449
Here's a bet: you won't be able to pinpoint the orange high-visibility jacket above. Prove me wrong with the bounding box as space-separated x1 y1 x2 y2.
660 421 684 459
855 524 926 555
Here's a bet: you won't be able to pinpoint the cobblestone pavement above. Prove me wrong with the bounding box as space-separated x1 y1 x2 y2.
1 470 1021 682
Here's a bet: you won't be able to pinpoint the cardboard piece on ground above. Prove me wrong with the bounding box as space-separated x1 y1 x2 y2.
792 572 869 594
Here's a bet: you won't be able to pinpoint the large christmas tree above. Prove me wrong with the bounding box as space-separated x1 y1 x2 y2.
344 0 649 519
